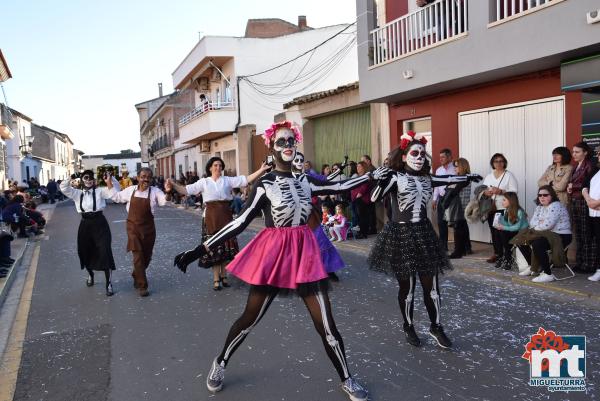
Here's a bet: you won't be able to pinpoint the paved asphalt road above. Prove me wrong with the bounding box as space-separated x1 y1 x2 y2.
8 201 599 401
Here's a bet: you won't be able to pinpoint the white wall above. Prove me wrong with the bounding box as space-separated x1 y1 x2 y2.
174 24 359 137
6 115 31 183
103 157 141 175
173 141 206 178
82 156 105 172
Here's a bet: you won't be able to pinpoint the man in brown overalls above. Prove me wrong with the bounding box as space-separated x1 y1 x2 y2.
111 168 167 296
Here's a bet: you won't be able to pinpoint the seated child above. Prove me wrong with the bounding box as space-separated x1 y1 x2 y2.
328 204 348 242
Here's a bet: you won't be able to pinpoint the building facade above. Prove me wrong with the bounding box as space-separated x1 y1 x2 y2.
30 124 75 184
281 82 390 171
82 150 142 176
171 16 359 176
357 0 600 241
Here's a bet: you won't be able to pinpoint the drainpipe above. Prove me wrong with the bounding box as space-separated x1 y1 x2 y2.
234 76 242 134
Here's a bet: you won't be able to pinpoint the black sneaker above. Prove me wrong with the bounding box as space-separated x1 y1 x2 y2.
403 324 421 347
494 257 504 269
105 283 114 297
86 274 94 287
502 257 514 271
429 324 452 349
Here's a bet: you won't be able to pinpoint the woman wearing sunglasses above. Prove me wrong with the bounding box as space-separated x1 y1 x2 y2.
517 185 572 282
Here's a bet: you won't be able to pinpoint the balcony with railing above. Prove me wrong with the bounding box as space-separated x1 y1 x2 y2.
0 106 14 140
178 100 235 126
490 0 563 25
178 100 237 144
371 0 468 67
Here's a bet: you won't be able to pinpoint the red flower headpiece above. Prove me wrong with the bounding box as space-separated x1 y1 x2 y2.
263 121 303 147
400 130 427 150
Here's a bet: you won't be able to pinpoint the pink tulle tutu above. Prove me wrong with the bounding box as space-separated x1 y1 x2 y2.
226 225 327 289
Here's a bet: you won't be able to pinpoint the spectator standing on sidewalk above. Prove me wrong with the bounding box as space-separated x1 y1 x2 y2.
538 146 573 206
350 162 371 239
482 153 518 264
582 169 600 282
432 149 456 252
110 168 167 297
442 157 472 258
568 142 598 274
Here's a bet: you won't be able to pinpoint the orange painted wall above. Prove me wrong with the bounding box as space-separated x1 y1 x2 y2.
388 69 582 169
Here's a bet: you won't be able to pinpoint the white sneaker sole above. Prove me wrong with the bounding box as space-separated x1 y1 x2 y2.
206 381 223 393
429 332 452 349
342 389 368 401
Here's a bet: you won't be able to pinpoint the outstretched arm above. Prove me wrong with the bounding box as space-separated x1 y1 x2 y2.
371 174 397 203
174 182 267 273
59 179 82 200
204 185 266 249
432 174 481 188
308 174 370 196
326 156 349 181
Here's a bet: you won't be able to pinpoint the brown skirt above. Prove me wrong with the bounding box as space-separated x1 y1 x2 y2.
199 201 239 268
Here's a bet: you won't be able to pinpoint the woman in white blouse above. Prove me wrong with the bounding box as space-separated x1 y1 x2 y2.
583 170 600 282
482 153 518 265
166 157 270 290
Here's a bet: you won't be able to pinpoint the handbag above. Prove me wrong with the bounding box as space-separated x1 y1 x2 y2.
0 221 14 240
488 171 507 216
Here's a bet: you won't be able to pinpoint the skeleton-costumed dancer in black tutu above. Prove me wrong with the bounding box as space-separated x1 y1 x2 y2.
368 131 481 348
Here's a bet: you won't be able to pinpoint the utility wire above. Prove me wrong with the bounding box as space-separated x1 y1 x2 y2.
242 22 356 78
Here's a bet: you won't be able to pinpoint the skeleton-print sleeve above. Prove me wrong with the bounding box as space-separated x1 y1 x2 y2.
204 181 267 250
431 175 468 188
308 174 370 196
371 175 397 202
326 167 343 181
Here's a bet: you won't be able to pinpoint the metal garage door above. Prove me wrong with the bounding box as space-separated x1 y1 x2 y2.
313 107 371 171
459 97 565 242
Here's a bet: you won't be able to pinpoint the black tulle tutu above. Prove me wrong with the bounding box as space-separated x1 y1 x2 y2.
367 220 452 280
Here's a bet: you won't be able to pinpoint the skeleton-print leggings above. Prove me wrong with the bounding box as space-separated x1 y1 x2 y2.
396 273 441 327
215 285 352 381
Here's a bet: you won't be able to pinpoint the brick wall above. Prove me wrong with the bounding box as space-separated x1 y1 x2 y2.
245 17 311 38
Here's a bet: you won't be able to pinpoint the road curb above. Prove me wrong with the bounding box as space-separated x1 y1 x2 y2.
0 240 28 308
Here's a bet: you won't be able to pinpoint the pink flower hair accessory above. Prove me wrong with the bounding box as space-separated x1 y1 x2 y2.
263 121 303 147
400 130 427 150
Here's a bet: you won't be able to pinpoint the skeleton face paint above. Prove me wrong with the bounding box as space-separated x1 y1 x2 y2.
82 174 95 188
273 128 297 163
406 144 426 172
292 152 305 172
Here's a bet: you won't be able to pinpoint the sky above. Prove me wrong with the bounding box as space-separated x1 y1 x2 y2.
0 0 357 155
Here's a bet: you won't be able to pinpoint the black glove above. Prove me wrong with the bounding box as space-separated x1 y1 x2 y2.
467 174 483 183
173 244 207 273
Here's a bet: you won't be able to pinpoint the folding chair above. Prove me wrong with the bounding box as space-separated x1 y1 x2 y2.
549 245 575 281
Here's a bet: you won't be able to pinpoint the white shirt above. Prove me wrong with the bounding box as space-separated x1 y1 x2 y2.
185 175 248 202
530 201 571 234
588 170 600 217
60 178 119 213
112 185 167 214
482 170 518 211
433 163 456 201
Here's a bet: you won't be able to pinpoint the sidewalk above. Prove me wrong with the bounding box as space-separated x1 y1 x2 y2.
0 202 56 307
247 218 600 302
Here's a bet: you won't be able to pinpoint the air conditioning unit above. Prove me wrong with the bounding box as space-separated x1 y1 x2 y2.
200 140 210 153
587 9 600 24
209 67 221 82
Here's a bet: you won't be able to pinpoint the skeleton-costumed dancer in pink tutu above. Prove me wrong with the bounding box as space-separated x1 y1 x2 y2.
174 121 384 400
